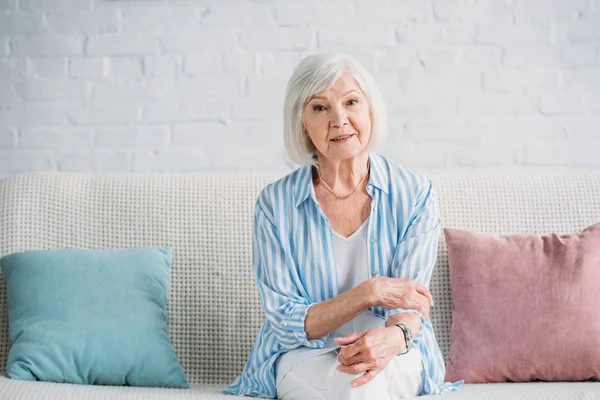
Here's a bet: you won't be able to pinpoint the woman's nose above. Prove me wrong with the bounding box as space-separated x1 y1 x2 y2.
330 105 349 128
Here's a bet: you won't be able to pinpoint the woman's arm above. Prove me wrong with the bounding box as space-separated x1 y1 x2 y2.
305 277 432 340
304 281 374 341
253 199 328 351
385 313 422 339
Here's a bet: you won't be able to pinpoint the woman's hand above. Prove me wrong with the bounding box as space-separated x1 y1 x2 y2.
370 277 433 319
333 327 405 387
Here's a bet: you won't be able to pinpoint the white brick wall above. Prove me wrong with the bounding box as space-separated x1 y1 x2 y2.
0 0 599 178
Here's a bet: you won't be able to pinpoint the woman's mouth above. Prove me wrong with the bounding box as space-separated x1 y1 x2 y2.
330 134 355 143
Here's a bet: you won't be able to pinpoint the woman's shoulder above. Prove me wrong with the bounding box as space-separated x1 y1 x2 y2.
372 152 432 193
374 153 440 228
254 165 309 220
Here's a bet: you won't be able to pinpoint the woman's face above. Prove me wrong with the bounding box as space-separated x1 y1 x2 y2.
302 72 372 162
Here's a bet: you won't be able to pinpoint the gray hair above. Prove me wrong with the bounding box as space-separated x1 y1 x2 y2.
283 53 388 166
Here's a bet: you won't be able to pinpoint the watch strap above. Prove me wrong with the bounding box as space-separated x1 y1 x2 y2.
393 322 413 355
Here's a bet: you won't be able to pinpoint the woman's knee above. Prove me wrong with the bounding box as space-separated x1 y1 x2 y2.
277 353 337 400
384 349 424 399
387 347 423 375
277 369 326 400
326 360 391 400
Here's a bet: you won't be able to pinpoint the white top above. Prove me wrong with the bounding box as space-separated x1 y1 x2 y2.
275 216 387 387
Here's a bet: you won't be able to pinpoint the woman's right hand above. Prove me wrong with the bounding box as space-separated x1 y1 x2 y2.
369 277 433 319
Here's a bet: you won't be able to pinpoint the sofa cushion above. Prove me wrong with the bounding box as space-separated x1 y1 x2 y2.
0 376 598 400
0 375 237 399
0 246 188 388
444 223 600 383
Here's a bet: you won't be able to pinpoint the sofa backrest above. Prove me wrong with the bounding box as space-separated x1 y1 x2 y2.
1 170 599 385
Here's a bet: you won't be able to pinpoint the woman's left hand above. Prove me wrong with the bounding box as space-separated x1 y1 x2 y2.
333 327 406 387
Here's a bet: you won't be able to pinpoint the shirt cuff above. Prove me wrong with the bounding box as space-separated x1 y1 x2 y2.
287 302 328 348
385 308 427 341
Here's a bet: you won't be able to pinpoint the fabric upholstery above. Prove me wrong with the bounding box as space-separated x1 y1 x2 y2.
0 246 188 388
1 170 600 399
444 223 600 383
0 374 599 399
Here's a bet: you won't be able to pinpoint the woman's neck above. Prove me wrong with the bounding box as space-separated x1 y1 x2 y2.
314 153 370 194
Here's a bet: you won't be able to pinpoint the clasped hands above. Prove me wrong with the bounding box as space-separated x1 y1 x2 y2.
333 277 433 388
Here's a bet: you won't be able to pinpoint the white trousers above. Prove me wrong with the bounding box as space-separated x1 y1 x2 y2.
276 347 423 400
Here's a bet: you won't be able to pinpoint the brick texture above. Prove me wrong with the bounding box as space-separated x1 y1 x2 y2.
0 0 598 174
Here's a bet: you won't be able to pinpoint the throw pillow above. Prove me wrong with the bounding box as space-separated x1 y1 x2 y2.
444 223 600 383
0 246 189 388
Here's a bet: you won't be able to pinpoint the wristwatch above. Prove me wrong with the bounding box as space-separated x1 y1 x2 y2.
393 322 413 355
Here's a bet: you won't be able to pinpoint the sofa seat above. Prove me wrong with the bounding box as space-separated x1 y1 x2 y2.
437 382 600 400
0 375 246 400
0 375 599 400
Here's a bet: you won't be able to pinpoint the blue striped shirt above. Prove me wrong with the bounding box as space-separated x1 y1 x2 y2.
223 152 464 398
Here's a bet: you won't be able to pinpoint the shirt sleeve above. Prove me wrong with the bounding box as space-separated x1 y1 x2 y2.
384 180 442 339
252 198 329 351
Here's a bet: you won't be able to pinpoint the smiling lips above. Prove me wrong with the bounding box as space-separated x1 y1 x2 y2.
330 134 356 142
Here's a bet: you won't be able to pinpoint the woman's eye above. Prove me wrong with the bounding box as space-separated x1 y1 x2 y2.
313 100 357 111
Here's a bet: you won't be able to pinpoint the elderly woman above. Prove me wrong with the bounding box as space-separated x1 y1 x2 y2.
223 53 464 400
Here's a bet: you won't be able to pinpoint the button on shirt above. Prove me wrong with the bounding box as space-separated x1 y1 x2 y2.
222 152 464 398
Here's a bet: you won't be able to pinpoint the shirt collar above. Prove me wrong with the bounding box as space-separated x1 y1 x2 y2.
294 152 389 208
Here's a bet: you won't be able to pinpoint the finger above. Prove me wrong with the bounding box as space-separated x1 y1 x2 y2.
351 369 378 388
336 352 352 366
334 330 367 346
337 361 370 375
415 283 433 306
417 296 430 318
337 353 365 365
337 351 366 366
339 339 365 361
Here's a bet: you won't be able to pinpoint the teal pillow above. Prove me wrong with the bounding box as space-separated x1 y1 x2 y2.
0 246 189 388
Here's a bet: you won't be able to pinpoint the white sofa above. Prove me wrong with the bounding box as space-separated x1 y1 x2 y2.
0 170 600 400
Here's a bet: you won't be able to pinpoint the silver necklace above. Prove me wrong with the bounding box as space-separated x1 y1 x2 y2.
316 163 370 200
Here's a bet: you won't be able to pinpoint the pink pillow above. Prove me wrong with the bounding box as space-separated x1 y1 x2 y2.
444 223 600 383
